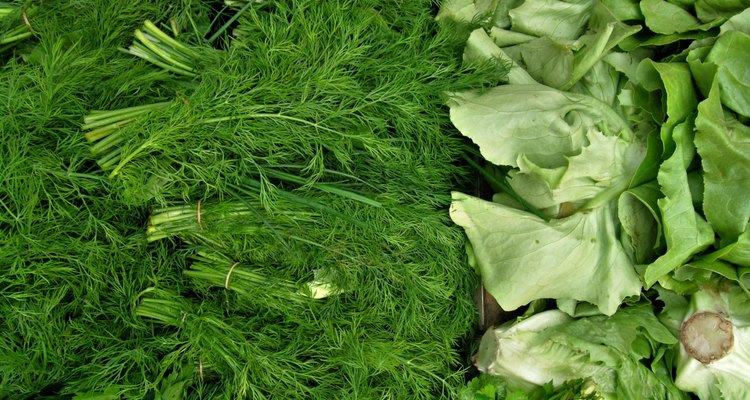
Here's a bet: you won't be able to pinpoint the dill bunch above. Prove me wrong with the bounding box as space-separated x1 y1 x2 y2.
1 0 507 398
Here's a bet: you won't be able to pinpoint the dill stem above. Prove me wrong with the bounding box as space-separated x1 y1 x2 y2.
84 120 132 142
96 148 123 170
199 113 352 138
0 30 31 44
108 140 153 178
135 298 185 326
135 30 195 73
83 102 170 126
149 206 197 226
142 20 197 59
263 168 382 207
125 45 197 77
89 130 125 155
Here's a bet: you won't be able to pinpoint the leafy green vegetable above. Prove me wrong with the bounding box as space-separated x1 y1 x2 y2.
670 281 750 399
444 1 750 397
451 192 641 315
1 0 500 398
475 305 685 399
644 117 714 287
695 75 750 244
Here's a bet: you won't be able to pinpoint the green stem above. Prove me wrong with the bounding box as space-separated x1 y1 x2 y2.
0 30 31 44
126 45 196 77
89 130 125 155
84 119 133 142
206 1 254 44
462 153 548 220
200 113 351 138
83 101 170 126
142 20 198 59
108 139 153 178
135 29 195 73
263 168 382 207
96 148 123 170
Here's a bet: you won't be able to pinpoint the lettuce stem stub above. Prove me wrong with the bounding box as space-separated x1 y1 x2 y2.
680 311 734 364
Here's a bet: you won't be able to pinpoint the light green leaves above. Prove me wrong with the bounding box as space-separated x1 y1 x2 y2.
475 305 684 399
507 0 594 39
704 30 750 118
695 79 750 244
640 0 704 34
644 118 714 287
448 85 597 168
442 1 750 398
509 128 644 210
448 84 640 211
450 193 641 316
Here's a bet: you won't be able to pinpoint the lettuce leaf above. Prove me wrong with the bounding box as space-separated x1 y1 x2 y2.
475 305 685 399
695 77 750 244
450 193 641 315
644 117 714 287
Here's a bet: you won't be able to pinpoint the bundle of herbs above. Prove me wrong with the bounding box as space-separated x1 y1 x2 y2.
2 0 504 398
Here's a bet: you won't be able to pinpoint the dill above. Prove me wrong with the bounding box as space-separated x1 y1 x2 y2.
1 0 505 398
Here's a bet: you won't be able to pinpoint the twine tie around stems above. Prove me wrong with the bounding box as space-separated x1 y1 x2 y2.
196 199 202 229
225 262 239 290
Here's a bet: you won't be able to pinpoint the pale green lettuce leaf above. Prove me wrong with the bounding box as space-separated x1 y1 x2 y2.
507 0 595 40
640 0 704 34
449 84 640 210
450 192 642 315
706 224 750 267
435 0 482 23
507 127 645 210
644 117 714 287
695 78 750 243
704 30 750 118
695 0 750 23
600 0 643 22
463 28 537 85
636 60 698 127
506 3 640 91
447 84 632 169
476 305 684 399
618 181 663 264
570 60 622 106
686 42 719 98
720 7 750 34
490 0 524 29
488 26 536 47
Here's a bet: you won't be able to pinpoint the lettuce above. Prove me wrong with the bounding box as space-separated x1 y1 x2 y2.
441 1 750 397
475 305 685 399
668 282 750 399
450 193 641 316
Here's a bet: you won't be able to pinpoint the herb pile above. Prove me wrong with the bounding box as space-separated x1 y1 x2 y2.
439 0 750 399
0 1 503 398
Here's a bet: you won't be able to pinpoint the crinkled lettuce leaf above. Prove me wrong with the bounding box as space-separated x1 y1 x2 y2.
695 78 750 244
475 305 685 399
644 117 714 287
448 84 641 210
450 192 641 315
618 181 663 264
508 127 645 210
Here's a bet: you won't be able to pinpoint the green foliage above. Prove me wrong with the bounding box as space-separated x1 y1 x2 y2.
0 0 504 399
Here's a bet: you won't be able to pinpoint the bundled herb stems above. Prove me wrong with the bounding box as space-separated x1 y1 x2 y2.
0 3 32 51
1 0 501 398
